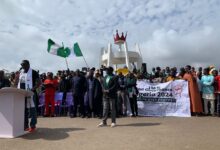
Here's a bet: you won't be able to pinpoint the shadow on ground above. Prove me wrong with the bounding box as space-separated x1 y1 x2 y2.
117 122 161 127
20 127 85 141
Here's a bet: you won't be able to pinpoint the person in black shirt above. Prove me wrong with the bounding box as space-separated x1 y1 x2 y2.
0 70 10 89
85 69 103 118
117 72 128 116
18 60 40 132
58 74 69 115
70 70 87 118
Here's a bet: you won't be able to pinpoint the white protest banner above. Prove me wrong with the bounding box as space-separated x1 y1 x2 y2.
136 80 191 117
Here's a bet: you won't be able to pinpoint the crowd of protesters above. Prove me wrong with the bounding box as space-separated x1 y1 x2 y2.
1 61 220 129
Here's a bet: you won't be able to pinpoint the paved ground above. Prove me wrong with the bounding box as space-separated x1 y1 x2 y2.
0 116 220 150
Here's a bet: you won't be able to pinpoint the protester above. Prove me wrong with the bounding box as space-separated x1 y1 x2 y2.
6 62 220 119
151 67 156 77
201 68 215 116
58 73 70 115
183 65 203 115
0 70 10 89
213 70 220 117
85 69 102 118
165 69 178 82
177 67 186 79
209 65 216 75
117 72 128 116
17 60 40 132
9 72 20 88
165 67 171 77
197 67 203 80
43 72 58 117
94 69 104 118
70 69 87 118
191 67 197 78
127 72 138 117
98 67 118 127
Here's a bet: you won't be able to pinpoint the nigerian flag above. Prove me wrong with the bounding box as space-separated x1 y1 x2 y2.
47 39 71 58
73 43 83 57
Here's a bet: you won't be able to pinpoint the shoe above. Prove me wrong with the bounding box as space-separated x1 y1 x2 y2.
97 122 107 127
70 114 76 118
123 112 128 117
111 123 116 128
24 128 29 131
131 114 135 117
29 127 36 133
43 114 49 117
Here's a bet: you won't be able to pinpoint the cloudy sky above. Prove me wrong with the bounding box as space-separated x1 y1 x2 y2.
1 0 220 72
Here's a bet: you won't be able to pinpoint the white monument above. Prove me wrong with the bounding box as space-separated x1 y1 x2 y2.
0 87 33 138
100 30 143 71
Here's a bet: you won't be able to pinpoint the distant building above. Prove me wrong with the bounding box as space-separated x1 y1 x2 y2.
100 30 143 71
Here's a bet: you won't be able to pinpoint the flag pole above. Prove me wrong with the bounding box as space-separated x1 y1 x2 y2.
82 55 89 68
65 57 69 70
62 42 69 70
74 42 89 68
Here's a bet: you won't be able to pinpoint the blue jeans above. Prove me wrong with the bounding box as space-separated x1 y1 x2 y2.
24 98 37 129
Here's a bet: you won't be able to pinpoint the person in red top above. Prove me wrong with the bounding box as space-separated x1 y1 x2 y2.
44 72 58 117
213 70 220 117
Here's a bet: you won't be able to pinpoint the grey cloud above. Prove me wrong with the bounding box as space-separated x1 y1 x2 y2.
141 26 220 69
1 0 220 72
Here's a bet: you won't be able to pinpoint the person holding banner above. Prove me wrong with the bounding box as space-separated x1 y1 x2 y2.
117 72 128 116
165 69 178 82
183 65 203 115
201 68 215 116
43 72 58 117
127 72 138 117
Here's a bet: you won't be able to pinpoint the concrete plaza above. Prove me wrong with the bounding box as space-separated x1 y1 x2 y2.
0 116 220 150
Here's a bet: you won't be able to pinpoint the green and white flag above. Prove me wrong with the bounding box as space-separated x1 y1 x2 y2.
47 39 71 58
73 42 83 57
